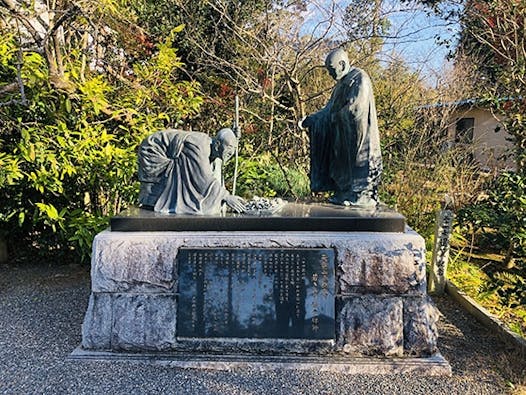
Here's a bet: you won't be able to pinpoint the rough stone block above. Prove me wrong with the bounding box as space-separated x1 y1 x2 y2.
336 234 427 295
90 230 427 296
82 229 441 360
337 295 403 356
81 293 112 350
92 234 178 293
111 294 176 351
403 296 438 356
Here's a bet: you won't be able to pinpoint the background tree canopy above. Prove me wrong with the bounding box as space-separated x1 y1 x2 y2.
0 0 202 260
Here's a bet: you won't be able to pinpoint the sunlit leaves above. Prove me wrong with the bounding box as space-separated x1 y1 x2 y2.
21 52 48 86
0 33 16 68
78 77 112 116
0 27 203 261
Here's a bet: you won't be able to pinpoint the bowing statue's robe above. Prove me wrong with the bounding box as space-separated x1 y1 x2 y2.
138 129 227 215
308 67 382 200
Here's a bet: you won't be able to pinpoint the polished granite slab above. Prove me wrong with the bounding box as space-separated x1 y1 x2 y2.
177 248 335 339
110 203 406 232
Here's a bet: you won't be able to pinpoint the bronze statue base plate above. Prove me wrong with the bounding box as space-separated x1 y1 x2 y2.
110 203 405 232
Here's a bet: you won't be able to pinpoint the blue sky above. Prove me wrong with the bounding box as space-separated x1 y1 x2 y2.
381 2 460 85
302 0 461 86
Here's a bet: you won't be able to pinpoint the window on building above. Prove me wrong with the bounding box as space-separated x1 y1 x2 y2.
455 117 474 162
455 117 474 144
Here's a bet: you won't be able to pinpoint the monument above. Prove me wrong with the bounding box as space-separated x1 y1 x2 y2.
301 48 382 208
73 50 450 375
137 128 245 215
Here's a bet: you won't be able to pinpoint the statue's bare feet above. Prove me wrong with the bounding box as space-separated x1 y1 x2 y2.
328 192 353 205
329 191 377 208
349 194 377 208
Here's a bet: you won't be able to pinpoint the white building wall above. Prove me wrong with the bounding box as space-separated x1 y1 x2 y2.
447 107 515 170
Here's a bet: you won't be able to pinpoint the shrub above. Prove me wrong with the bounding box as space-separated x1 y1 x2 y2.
456 172 526 308
227 151 310 200
0 31 202 262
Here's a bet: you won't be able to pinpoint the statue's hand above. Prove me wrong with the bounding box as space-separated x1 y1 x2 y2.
224 195 247 213
299 115 313 129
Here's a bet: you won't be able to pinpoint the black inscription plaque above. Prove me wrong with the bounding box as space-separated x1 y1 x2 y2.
177 248 335 340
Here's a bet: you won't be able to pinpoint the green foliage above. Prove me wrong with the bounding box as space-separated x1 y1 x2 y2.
491 97 526 174
0 32 202 262
130 0 269 64
448 252 526 336
456 172 526 315
489 272 526 309
229 150 310 200
409 0 526 335
448 252 496 301
458 172 526 263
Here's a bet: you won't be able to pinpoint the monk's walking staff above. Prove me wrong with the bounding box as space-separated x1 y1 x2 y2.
232 95 241 196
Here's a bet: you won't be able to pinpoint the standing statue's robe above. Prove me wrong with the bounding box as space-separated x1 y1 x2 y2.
138 129 228 215
308 67 382 200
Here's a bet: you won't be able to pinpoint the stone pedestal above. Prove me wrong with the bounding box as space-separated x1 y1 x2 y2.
75 205 450 374
76 217 450 375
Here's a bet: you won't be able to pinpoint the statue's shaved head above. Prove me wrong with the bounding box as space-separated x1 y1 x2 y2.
325 48 351 81
216 128 238 148
212 128 238 163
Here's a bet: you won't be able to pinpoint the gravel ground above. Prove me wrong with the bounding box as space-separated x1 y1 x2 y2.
0 262 524 395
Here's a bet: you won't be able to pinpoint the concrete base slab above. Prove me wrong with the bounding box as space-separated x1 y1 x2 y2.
69 347 451 376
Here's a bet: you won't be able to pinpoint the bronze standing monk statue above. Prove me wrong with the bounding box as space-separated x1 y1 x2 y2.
301 48 382 207
138 128 246 215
